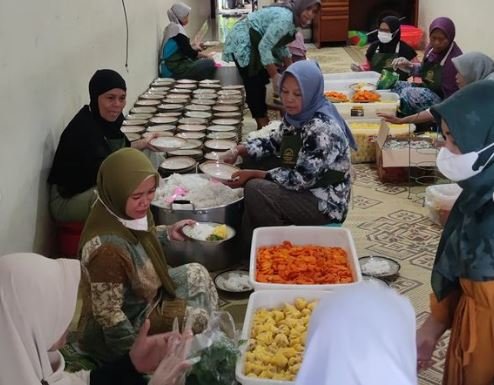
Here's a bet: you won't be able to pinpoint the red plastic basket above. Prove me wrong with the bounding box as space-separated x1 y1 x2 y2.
401 25 424 50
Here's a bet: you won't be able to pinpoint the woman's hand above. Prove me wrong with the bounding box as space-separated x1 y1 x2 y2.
416 315 447 371
376 112 404 124
131 133 160 151
225 170 266 188
220 148 239 164
391 57 413 73
168 219 196 241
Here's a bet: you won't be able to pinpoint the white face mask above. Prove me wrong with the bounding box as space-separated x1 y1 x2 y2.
436 142 494 182
378 31 393 44
97 195 149 231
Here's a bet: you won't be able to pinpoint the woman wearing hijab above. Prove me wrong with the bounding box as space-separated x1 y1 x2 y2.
159 2 216 80
0 252 192 385
351 16 418 81
222 61 355 246
378 51 494 125
78 148 218 364
295 282 417 385
48 69 156 223
222 0 321 130
391 17 463 115
416 80 494 385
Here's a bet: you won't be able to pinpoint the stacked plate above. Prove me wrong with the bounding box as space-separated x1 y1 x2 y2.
150 136 187 152
159 156 197 175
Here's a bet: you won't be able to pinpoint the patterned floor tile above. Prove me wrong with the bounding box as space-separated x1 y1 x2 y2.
352 195 382 209
389 275 423 295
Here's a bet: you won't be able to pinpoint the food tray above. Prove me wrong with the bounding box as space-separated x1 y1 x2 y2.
249 226 362 291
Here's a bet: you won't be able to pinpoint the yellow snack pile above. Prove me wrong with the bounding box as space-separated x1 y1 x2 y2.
211 224 228 239
243 298 317 381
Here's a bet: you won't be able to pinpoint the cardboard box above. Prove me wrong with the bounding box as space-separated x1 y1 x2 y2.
375 121 437 183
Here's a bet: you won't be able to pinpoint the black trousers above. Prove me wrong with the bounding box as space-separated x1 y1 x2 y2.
235 60 270 119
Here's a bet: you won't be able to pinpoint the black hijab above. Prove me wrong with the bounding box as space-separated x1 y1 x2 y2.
366 16 416 61
48 70 128 198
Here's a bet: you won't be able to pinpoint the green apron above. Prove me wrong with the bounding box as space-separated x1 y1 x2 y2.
247 28 295 77
420 44 455 98
371 43 408 81
280 133 346 188
164 51 196 79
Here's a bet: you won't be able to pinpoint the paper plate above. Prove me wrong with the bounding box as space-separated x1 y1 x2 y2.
179 139 203 150
190 99 216 106
149 116 178 125
160 156 196 171
158 103 184 111
359 256 401 279
176 132 206 140
123 119 147 126
125 133 141 141
125 113 153 120
214 269 252 293
146 124 175 132
204 139 236 151
130 106 157 114
168 149 203 159
121 125 145 134
150 136 187 152
179 117 208 125
186 104 212 111
207 132 237 141
177 124 207 132
199 161 239 181
212 105 240 113
135 99 161 106
182 222 235 243
207 125 237 132
185 111 212 119
211 118 241 126
139 93 163 100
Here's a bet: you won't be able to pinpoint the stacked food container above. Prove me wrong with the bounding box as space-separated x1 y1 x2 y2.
236 226 362 385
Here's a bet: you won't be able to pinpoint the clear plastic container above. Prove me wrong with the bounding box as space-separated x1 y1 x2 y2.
249 226 362 291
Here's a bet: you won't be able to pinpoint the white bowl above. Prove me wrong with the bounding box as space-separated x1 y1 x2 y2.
150 136 187 152
199 161 239 182
204 139 237 151
159 156 196 171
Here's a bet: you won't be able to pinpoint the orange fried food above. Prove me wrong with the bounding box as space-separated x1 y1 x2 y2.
256 241 354 284
324 91 349 103
352 90 381 103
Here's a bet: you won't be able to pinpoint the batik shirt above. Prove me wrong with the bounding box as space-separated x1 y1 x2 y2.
222 7 295 67
245 112 352 221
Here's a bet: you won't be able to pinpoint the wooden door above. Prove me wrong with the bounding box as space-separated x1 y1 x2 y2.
313 0 350 47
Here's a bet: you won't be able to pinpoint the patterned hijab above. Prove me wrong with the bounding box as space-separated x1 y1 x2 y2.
296 283 417 385
430 80 494 300
271 0 321 27
281 60 357 150
79 148 176 296
0 253 80 385
452 52 494 85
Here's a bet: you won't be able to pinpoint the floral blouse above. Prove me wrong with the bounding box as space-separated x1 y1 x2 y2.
245 112 352 221
222 7 295 68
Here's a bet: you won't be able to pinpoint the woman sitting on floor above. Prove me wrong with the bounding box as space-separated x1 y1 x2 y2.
222 60 356 248
391 17 462 115
78 148 218 364
351 15 418 81
0 253 192 385
159 2 216 80
48 69 156 223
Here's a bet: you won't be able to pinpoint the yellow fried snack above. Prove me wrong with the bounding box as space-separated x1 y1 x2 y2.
243 298 318 381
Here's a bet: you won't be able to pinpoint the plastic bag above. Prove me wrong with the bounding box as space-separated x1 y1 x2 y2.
376 69 400 90
185 311 241 385
425 183 462 226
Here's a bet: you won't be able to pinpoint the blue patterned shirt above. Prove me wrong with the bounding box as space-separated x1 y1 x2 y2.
245 113 352 221
222 7 295 67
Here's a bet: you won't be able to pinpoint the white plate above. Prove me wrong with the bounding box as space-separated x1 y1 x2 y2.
179 117 208 125
214 270 252 292
190 99 216 106
199 161 239 181
204 151 225 161
213 112 242 119
168 149 203 158
149 116 178 125
176 132 206 140
125 133 141 141
212 105 240 113
217 98 243 105
222 85 245 91
199 79 221 84
166 93 191 99
175 83 197 90
148 87 169 94
170 88 192 94
142 131 173 139
211 118 241 126
135 99 161 106
176 79 198 84
146 124 175 132
123 119 147 126
204 139 237 151
186 104 212 111
160 156 196 170
177 124 207 132
150 136 187 152
207 125 237 132
158 103 184 111
130 106 157 114
200 83 221 89
182 222 235 242
121 125 145 133
218 90 242 96
207 132 237 140
185 111 212 119
125 113 153 120
179 139 203 149
155 112 182 117
139 93 163 100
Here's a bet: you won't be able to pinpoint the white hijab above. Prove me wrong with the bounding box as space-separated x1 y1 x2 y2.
296 282 417 385
162 2 192 49
0 253 81 385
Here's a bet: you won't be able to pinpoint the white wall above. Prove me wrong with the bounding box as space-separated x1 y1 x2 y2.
419 0 494 57
0 0 210 255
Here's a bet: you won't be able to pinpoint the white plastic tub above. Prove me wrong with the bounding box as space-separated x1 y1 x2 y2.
249 226 362 291
235 290 331 385
323 71 381 91
332 91 400 118
425 183 462 226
